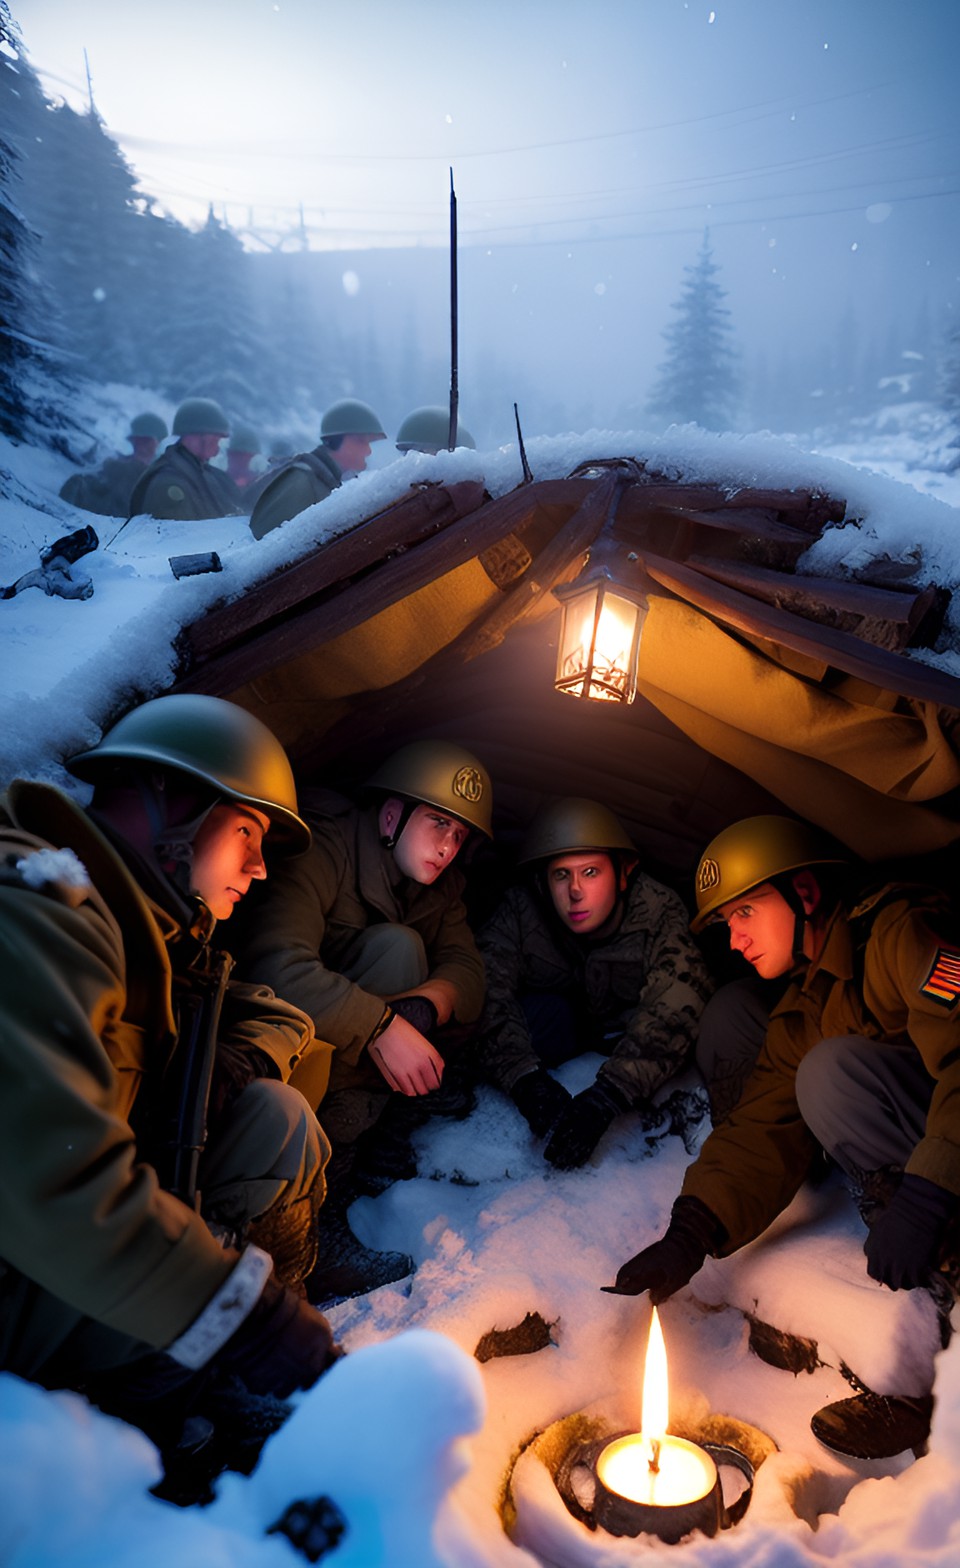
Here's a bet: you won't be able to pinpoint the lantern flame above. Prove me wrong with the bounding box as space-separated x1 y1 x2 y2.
641 1305 669 1468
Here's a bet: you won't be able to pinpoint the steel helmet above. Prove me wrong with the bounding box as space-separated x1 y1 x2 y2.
69 694 310 853
366 740 493 838
173 398 230 437
228 423 261 455
129 412 169 441
320 399 386 441
691 815 849 932
395 406 476 454
519 797 635 865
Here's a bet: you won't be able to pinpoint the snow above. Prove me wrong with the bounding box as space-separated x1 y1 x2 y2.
3 412 960 1567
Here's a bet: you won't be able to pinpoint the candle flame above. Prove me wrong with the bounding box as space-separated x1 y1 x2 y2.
641 1305 669 1465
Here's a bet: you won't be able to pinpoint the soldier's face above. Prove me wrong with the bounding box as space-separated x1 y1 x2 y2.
337 434 373 473
715 881 797 978
190 803 269 918
386 802 469 884
547 852 622 935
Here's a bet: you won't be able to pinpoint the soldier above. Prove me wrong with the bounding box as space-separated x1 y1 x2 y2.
395 405 476 456
59 412 169 518
128 397 243 521
606 814 960 1461
249 398 386 540
225 423 262 492
477 798 712 1168
239 740 491 1300
0 694 341 1484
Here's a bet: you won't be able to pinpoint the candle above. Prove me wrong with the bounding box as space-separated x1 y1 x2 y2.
594 1306 722 1540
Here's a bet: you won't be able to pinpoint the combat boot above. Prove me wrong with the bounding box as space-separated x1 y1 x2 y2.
305 1203 414 1308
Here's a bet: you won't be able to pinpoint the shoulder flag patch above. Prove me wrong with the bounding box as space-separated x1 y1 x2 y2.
920 948 960 1008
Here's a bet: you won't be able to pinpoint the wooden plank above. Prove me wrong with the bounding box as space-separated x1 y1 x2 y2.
639 550 960 709
188 480 487 658
179 479 594 697
686 555 941 650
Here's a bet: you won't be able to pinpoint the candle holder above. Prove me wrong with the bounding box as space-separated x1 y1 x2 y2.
504 1408 777 1550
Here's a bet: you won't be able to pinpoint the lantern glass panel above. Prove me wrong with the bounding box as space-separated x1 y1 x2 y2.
555 582 643 703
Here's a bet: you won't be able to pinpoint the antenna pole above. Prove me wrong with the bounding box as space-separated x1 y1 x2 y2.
447 168 459 452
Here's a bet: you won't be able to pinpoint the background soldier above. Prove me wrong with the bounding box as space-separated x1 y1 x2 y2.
249 398 386 539
239 740 491 1301
128 397 243 521
0 694 341 1492
224 422 262 492
395 405 476 455
607 814 960 1462
59 411 169 517
477 797 712 1167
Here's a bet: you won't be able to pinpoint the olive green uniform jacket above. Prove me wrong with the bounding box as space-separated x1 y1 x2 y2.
477 875 713 1103
682 885 960 1253
248 447 343 539
239 789 485 1087
127 442 243 521
0 781 315 1361
60 455 146 518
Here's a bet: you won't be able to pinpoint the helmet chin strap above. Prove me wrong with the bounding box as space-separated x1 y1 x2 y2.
136 773 220 900
380 799 418 852
772 872 809 964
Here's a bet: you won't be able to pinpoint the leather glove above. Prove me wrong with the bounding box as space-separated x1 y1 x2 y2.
543 1078 630 1170
510 1067 573 1139
603 1195 722 1302
389 995 440 1038
864 1172 957 1291
215 1275 343 1398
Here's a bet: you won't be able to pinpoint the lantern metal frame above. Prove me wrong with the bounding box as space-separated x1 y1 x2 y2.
552 565 649 704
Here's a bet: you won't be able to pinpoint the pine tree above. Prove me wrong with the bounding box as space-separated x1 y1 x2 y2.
0 7 70 444
646 230 739 432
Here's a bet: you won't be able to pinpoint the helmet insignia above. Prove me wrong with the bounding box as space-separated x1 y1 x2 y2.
697 857 721 895
452 765 484 805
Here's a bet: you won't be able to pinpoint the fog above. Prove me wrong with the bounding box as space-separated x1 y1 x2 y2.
6 0 960 450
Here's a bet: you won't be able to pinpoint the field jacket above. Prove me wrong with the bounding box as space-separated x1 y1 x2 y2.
248 447 343 539
683 883 960 1252
128 441 243 521
0 780 314 1352
240 789 485 1065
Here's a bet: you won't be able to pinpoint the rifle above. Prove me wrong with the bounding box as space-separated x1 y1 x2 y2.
154 945 235 1208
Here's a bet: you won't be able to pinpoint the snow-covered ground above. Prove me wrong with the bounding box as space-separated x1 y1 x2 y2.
3 405 960 1568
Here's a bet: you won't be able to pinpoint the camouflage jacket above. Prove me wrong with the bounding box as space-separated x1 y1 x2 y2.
683 883 960 1253
476 874 713 1105
128 441 243 521
248 447 343 539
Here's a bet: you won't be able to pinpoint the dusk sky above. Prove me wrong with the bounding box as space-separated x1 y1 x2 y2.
9 0 960 430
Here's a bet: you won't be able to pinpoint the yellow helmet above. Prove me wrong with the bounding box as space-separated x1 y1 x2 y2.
366 740 493 838
692 815 848 932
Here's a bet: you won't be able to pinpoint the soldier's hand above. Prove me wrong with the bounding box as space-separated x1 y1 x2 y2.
510 1067 572 1139
864 1172 957 1291
369 1012 445 1096
543 1079 629 1170
215 1275 343 1398
603 1196 721 1302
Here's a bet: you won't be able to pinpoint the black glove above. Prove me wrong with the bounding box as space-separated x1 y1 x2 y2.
510 1068 573 1139
603 1195 722 1302
215 1275 343 1398
389 995 440 1038
864 1172 957 1291
543 1078 630 1170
